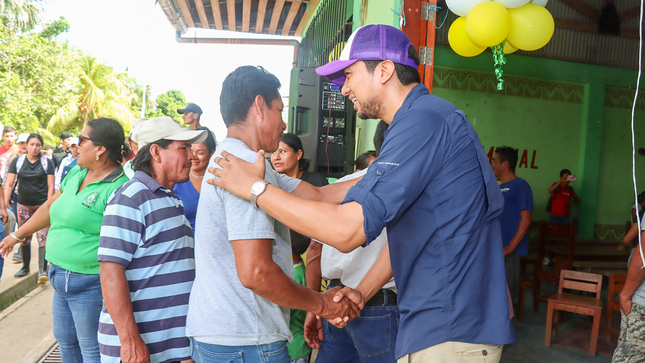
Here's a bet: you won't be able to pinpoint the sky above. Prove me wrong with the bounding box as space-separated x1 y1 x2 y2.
42 0 300 141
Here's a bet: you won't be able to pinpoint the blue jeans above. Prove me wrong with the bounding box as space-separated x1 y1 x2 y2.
548 214 570 224
191 338 290 363
316 305 399 363
49 264 103 363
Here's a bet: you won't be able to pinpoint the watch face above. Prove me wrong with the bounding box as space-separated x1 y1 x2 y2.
252 181 266 194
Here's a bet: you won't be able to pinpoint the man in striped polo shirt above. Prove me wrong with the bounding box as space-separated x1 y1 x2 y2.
98 117 206 363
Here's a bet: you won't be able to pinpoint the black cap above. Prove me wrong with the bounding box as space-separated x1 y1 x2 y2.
177 103 203 115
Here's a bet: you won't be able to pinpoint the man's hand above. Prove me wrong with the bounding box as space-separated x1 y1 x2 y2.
206 150 266 200
303 311 323 349
323 287 366 329
503 245 513 256
620 292 633 316
120 336 150 363
316 287 361 324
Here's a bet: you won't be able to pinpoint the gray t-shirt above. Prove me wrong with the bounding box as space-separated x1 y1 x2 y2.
186 138 301 346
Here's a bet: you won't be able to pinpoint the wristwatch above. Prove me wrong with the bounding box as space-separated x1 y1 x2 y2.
250 180 269 208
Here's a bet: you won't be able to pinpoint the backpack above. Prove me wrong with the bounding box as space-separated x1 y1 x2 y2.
12 154 49 195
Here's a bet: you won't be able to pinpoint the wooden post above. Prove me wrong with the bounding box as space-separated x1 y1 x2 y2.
401 0 437 93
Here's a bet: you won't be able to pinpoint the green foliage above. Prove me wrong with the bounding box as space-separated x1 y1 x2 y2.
149 90 187 122
0 24 81 133
48 55 135 135
38 16 69 39
1 0 42 31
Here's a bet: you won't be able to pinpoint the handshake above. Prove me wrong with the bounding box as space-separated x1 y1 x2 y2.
305 286 365 349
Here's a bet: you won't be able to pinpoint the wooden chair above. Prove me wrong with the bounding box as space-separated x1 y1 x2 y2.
545 270 603 356
534 220 577 311
517 221 545 322
605 273 627 341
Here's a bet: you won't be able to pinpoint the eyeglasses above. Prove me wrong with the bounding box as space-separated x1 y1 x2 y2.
78 135 92 146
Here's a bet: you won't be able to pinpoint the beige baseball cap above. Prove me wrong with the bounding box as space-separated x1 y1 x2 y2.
135 116 207 148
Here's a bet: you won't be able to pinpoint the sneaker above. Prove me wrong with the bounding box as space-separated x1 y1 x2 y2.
12 251 21 263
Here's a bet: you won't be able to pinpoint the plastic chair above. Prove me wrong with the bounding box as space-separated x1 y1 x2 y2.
545 269 603 356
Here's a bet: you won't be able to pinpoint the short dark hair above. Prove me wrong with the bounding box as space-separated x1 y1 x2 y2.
132 139 174 176
560 169 572 177
363 46 421 86
27 133 43 146
45 146 53 150
59 132 72 140
281 133 309 171
3 126 16 135
355 150 377 171
220 66 282 127
374 120 389 156
196 126 216 153
495 146 518 172
87 118 131 165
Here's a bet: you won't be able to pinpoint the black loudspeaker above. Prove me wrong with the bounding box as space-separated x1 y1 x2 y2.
287 68 356 178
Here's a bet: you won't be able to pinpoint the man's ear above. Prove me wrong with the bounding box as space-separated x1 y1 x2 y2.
251 95 266 122
149 144 162 163
378 60 397 85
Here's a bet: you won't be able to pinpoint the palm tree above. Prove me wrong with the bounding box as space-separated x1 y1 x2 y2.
1 0 42 30
49 55 134 134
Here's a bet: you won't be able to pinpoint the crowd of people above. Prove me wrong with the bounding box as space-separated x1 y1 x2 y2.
0 23 642 363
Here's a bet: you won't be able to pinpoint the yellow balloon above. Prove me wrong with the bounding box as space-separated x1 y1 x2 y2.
449 17 486 57
466 2 511 47
503 40 518 54
507 3 554 51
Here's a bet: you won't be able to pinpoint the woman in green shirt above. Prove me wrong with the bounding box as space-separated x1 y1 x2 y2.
0 118 130 363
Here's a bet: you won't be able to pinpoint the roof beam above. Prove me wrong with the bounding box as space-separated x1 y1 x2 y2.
620 6 641 22
211 0 223 29
268 0 286 34
193 0 210 29
177 0 195 28
560 0 600 22
255 0 268 33
226 0 236 31
281 0 301 36
294 0 319 36
242 0 251 32
555 18 640 39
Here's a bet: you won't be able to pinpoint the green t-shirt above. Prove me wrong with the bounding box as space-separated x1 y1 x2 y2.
45 165 129 274
287 261 312 360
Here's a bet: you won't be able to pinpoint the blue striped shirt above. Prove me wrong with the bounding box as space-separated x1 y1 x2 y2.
97 171 195 363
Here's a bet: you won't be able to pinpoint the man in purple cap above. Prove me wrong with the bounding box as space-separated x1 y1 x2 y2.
207 24 516 362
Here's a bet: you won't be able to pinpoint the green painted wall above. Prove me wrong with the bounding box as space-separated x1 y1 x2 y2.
597 106 645 225
432 87 584 223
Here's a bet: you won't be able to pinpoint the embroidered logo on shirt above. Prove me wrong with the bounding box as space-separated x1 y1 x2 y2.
500 188 510 192
376 161 399 166
82 192 100 208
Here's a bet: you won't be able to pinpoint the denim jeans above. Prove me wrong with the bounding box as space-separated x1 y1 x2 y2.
49 264 103 363
548 214 570 224
316 305 400 363
191 338 290 363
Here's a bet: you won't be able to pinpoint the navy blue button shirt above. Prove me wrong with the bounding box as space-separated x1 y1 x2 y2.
343 84 516 358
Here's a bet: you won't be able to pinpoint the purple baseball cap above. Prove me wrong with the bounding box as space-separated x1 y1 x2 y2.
316 24 419 86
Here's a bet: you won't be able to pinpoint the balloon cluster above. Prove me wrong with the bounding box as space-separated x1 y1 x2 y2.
447 0 554 57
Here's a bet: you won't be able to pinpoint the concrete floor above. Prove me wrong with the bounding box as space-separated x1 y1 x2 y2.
501 280 614 363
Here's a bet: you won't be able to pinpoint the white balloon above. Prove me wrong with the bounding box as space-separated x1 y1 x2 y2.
446 0 488 17
531 0 548 6
493 0 531 9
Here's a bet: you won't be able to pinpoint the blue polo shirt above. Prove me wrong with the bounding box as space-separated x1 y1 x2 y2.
343 84 516 358
499 177 533 256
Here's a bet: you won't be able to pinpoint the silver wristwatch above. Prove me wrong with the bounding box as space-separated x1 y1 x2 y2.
250 180 269 208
